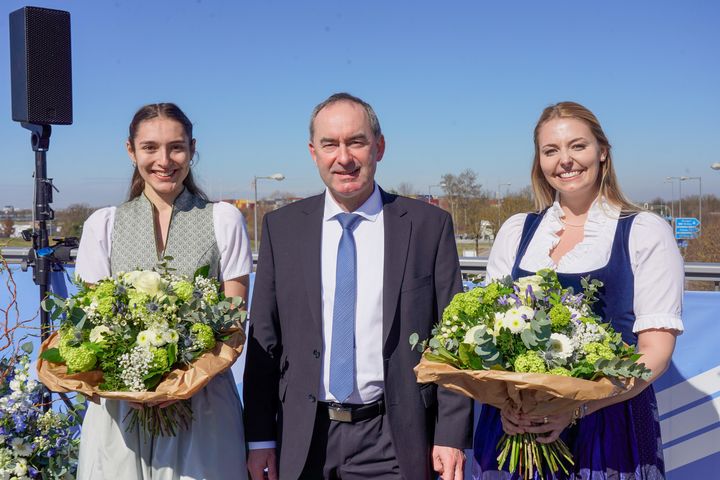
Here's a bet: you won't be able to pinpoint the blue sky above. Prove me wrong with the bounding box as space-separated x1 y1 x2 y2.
1 0 719 208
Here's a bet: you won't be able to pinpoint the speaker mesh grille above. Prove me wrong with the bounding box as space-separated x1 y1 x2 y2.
22 7 73 125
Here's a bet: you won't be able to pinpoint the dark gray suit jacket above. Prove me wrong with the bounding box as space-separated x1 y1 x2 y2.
243 189 473 479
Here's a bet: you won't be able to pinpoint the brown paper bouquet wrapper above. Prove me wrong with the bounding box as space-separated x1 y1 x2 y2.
37 328 245 403
415 355 632 417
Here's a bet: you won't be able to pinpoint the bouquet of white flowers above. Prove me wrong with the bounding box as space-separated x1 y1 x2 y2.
412 269 651 479
37 261 246 436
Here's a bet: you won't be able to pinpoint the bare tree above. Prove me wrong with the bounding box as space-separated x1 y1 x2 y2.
56 203 96 237
441 170 481 233
395 182 417 197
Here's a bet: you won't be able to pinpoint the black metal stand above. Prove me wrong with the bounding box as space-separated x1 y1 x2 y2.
19 123 75 412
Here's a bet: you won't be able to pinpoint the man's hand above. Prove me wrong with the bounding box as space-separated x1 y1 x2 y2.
248 448 278 480
432 445 465 480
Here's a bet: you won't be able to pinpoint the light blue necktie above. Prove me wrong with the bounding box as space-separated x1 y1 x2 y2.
329 213 363 403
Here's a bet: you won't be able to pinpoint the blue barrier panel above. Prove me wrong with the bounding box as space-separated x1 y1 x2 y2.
654 291 720 477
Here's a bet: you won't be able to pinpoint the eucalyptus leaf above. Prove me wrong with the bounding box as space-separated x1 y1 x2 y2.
40 348 64 363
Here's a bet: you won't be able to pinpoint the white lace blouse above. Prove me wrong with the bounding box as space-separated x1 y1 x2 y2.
487 199 684 333
75 201 252 283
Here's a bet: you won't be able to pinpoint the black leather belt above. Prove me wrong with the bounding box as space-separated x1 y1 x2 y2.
319 399 385 423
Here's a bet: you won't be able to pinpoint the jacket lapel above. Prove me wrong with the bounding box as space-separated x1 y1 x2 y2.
381 189 410 350
300 194 325 332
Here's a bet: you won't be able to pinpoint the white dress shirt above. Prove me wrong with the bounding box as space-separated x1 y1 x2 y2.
320 185 385 403
487 198 684 333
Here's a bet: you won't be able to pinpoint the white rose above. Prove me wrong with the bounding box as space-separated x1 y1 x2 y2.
128 271 165 296
548 333 574 363
463 325 488 345
8 380 21 393
515 275 544 297
89 325 112 343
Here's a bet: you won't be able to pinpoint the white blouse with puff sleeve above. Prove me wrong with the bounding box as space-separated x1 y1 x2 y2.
75 201 252 283
486 199 684 334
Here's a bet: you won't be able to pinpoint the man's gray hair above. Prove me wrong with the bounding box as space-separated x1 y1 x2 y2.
309 92 382 141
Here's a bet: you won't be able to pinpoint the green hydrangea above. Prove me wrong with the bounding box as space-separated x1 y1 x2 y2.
548 366 572 377
95 296 116 317
173 281 194 302
191 323 216 350
149 347 169 371
480 282 502 305
63 344 97 372
92 280 116 300
442 290 483 325
128 291 150 316
513 352 547 373
58 326 83 357
583 341 614 365
549 304 572 330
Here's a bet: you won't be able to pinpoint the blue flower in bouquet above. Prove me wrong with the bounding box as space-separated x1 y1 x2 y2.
0 351 80 478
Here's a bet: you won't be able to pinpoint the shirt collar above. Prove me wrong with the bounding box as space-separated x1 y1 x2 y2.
323 183 383 222
549 195 620 223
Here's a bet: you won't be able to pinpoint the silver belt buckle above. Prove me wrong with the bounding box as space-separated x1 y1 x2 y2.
327 405 353 423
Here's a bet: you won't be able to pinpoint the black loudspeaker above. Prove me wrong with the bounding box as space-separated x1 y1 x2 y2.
9 6 72 125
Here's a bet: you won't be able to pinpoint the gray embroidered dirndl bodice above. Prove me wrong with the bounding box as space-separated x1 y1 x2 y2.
110 189 220 279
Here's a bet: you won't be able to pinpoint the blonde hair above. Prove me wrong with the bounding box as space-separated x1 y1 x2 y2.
530 101 639 213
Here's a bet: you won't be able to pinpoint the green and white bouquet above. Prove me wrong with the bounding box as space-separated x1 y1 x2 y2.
38 261 246 437
412 269 651 479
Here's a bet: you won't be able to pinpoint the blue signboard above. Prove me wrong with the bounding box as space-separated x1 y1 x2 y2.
674 218 701 240
676 217 700 227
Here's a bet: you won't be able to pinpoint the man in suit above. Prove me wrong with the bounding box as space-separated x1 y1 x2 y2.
244 93 473 480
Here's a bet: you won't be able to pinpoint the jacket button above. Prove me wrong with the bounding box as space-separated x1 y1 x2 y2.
307 394 316 402
313 350 320 358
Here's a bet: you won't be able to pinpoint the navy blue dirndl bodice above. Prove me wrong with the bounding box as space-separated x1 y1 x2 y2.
511 210 638 345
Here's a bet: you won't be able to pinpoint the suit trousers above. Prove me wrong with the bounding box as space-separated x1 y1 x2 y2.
299 404 402 480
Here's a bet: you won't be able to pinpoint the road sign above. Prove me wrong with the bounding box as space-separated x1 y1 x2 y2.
677 239 689 248
676 217 700 227
675 232 698 240
675 226 700 234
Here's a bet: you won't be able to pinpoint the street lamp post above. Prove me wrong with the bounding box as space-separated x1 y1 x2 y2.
496 183 511 202
253 173 285 252
680 176 702 235
664 178 675 219
666 176 683 219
